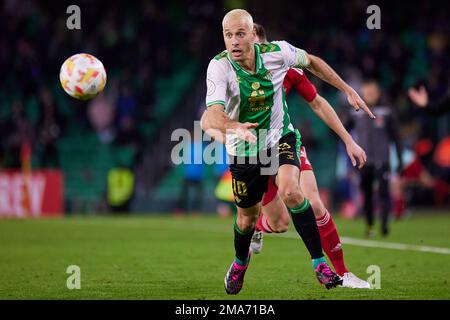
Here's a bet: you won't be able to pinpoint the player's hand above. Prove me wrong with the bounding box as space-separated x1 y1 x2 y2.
346 139 366 169
346 87 376 119
233 122 258 143
408 86 429 108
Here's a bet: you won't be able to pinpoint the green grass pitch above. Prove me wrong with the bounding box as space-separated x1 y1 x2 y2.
0 212 449 299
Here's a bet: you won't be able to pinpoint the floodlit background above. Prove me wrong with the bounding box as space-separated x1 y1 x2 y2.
0 0 449 300
1 0 449 215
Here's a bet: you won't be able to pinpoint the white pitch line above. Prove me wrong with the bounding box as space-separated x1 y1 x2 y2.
167 223 450 255
275 232 450 255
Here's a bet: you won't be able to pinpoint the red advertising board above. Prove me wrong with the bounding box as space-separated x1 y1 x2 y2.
0 170 63 218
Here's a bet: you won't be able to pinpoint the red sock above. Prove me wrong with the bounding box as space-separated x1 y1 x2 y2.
316 210 348 276
255 212 273 233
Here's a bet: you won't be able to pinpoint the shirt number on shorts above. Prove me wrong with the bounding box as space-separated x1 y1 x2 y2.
232 179 248 197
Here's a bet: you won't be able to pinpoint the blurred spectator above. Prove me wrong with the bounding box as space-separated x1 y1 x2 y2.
214 169 235 218
213 143 232 217
2 101 34 168
116 81 137 126
137 63 156 120
176 134 205 214
115 116 141 147
107 166 135 213
433 136 450 205
87 94 115 143
408 86 450 116
114 115 144 165
348 80 403 236
402 137 450 207
36 86 64 168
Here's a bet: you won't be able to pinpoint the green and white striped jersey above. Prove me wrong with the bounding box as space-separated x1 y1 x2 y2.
205 41 309 157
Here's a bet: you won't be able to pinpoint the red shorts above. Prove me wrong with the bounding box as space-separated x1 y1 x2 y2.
299 146 313 171
262 146 313 206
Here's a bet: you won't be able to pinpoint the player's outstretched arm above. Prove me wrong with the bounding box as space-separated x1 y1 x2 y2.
201 105 258 143
309 94 367 169
200 109 227 144
306 54 375 119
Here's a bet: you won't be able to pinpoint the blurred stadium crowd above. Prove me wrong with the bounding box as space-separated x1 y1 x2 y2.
0 0 448 214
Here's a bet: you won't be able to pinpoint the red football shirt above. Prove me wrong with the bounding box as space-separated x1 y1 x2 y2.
283 68 317 102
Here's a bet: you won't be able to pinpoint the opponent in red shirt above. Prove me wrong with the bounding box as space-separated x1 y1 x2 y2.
252 24 370 289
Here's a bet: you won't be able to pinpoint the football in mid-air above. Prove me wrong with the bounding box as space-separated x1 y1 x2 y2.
59 53 107 100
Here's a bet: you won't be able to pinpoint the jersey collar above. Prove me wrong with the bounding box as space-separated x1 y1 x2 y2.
227 44 263 76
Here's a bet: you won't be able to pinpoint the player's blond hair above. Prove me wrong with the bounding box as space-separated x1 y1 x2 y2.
222 9 254 31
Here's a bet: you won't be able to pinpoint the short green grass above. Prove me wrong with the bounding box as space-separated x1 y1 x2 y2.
0 212 449 299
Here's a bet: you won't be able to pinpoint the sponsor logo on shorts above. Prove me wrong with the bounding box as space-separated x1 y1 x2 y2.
278 143 291 151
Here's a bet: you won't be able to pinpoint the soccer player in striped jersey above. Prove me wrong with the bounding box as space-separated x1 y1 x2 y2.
201 9 373 294
250 23 370 289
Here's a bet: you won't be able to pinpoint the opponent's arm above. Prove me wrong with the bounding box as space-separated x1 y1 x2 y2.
308 94 367 168
200 105 258 143
306 54 375 119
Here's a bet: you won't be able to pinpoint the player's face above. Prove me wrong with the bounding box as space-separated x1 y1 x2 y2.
361 82 381 106
223 19 256 63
